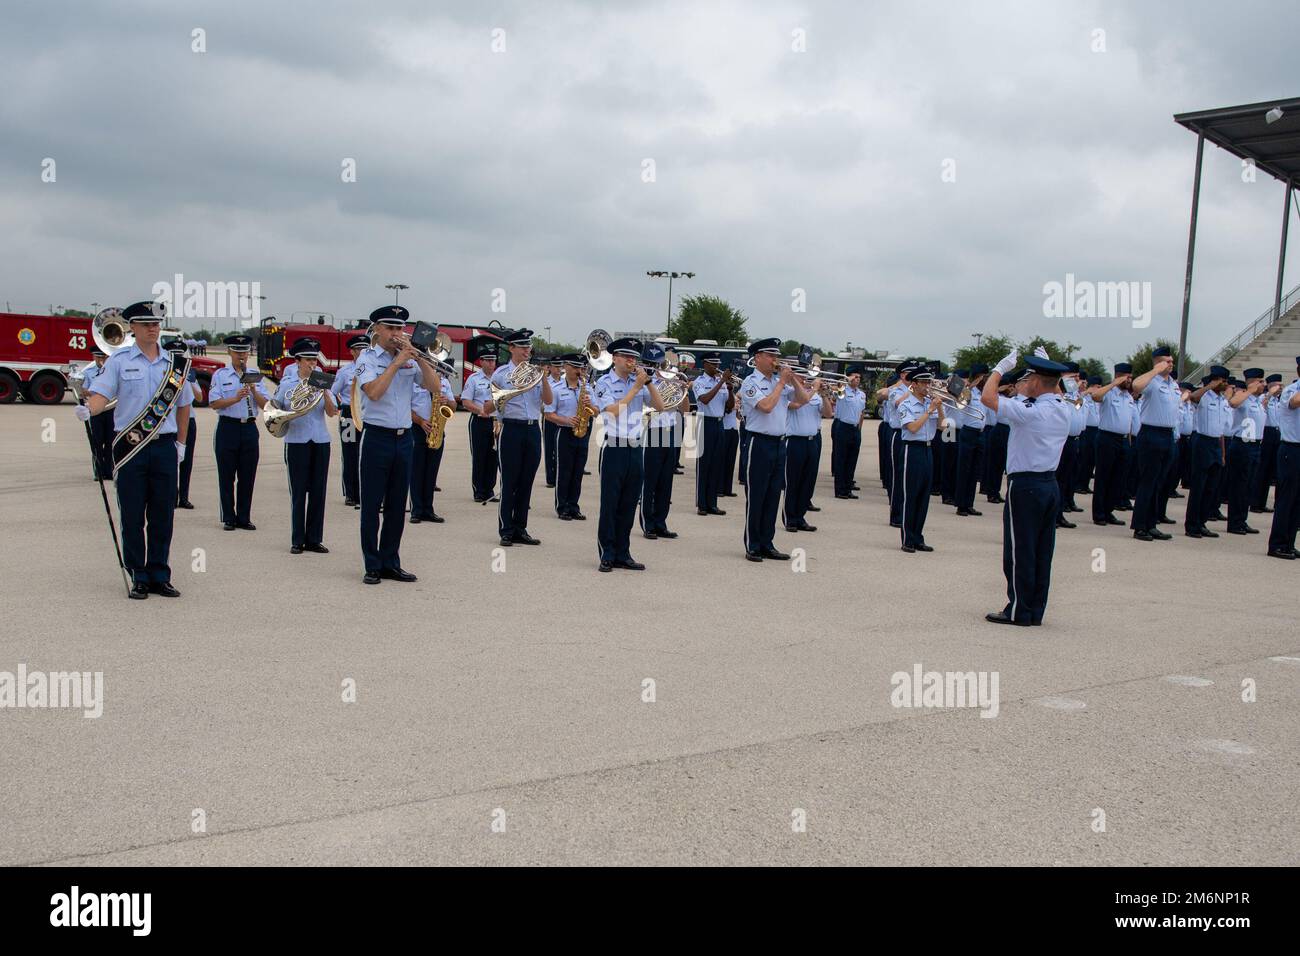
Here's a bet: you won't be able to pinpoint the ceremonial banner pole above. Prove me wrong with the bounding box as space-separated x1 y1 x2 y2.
74 381 131 597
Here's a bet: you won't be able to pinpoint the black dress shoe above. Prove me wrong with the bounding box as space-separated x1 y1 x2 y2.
643 530 658 539
598 560 614 572
835 493 860 500
1198 527 1219 538
890 521 902 529
941 498 955 506
963 508 984 517
427 513 444 523
1105 516 1124 526
657 529 678 539
305 543 329 553
1133 530 1153 541
745 551 764 562
1115 503 1131 512
363 571 381 584
901 544 916 553
237 522 257 531
987 495 1004 504
571 512 586 521
1149 529 1171 540
1207 512 1226 522
707 507 726 516
583 470 592 476
806 504 821 512
615 558 646 570
1157 516 1176 525
1227 526 1249 535
512 532 541 545
344 498 358 507
798 523 817 532
985 611 1029 626
915 543 934 552
129 583 149 600
784 525 800 533
150 582 181 597
697 508 709 516
176 500 195 509
545 482 556 488
760 547 790 560
223 522 237 531
1169 491 1184 499
1057 519 1077 529
489 495 500 503
851 483 861 490
1185 529 1204 538
1267 549 1296 560
291 544 304 554
559 513 573 521
380 567 417 582
723 492 739 498
409 515 422 524
434 486 441 492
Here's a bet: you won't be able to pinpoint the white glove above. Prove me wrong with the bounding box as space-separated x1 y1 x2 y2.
1034 346 1050 360
74 405 91 422
994 350 1018 376
176 441 186 464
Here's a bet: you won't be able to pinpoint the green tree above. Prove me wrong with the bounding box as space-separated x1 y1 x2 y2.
1077 357 1107 382
1018 335 1080 362
529 336 581 357
951 333 1015 373
667 294 747 346
1125 339 1195 378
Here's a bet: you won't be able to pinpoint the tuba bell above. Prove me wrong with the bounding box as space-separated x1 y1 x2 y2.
92 307 133 356
586 328 613 372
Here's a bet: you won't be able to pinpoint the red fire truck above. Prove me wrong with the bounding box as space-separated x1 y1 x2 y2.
256 313 506 400
0 312 224 405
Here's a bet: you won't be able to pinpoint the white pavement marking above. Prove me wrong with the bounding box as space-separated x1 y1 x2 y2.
1268 656 1300 664
1164 675 1214 687
1197 739 1254 755
1034 696 1087 711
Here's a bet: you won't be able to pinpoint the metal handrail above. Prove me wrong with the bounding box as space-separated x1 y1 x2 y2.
1186 281 1300 380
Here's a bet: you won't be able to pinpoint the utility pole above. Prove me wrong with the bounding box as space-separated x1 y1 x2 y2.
646 270 695 331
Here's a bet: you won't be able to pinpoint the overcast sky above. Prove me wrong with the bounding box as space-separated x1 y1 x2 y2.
2 0 1298 366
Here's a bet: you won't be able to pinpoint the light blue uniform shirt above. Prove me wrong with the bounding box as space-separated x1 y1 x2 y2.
1067 397 1085 437
886 384 908 428
996 393 1072 473
412 376 454 420
274 364 332 444
898 394 938 442
462 368 494 414
89 344 194 435
1265 394 1281 428
1194 390 1226 437
723 403 738 429
834 386 866 425
79 362 107 396
1178 399 1194 436
959 385 986 430
786 392 822 437
1278 381 1300 442
543 377 582 420
491 361 543 422
1099 388 1132 434
1138 373 1180 429
355 345 420 429
593 369 651 442
209 364 270 420
330 360 358 408
692 372 727 417
1083 394 1100 428
739 371 793 436
1232 393 1265 441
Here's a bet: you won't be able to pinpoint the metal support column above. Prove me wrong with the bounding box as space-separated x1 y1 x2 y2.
1273 178 1294 326
1177 132 1205 380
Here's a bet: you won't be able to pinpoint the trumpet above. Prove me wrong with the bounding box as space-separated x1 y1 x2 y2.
394 324 456 377
926 374 986 423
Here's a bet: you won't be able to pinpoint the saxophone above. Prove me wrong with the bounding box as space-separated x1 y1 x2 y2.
427 398 454 449
572 377 596 438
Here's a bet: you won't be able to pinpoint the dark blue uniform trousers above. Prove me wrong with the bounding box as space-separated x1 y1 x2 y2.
285 440 330 547
90 412 115 481
338 412 360 502
468 414 497 500
1267 442 1300 554
878 421 893 492
1055 433 1079 518
1184 433 1223 532
782 435 817 528
1161 433 1186 508
359 425 412 572
214 417 260 525
409 435 443 519
1091 430 1126 522
178 421 197 503
722 426 739 495
955 425 984 511
832 419 862 496
941 429 959 501
983 423 1009 499
639 426 675 532
598 443 643 562
497 420 540 538
1130 425 1173 533
1226 437 1261 530
890 430 906 523
543 419 559 486
555 425 589 517
738 423 751 486
1076 425 1098 492
1253 426 1280 509
1003 471 1060 625
114 437 178 585
898 440 932 547
695 415 724 510
744 433 784 553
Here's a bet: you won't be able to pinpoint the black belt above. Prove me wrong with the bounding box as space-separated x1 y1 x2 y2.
786 434 815 441
902 439 931 446
503 418 539 426
220 416 256 425
1008 470 1055 479
1231 436 1260 444
1283 440 1300 446
365 424 409 436
750 432 781 442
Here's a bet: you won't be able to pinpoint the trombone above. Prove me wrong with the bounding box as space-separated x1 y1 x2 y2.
926 374 985 423
394 323 456 377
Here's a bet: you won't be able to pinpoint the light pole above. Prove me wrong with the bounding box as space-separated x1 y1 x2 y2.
239 294 267 332
647 270 695 330
971 333 983 350
385 283 409 306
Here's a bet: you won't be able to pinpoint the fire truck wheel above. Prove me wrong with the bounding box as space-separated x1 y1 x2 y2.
194 372 211 407
0 370 20 403
27 371 67 405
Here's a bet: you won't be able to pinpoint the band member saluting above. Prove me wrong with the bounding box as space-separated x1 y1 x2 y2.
460 337 500 504
980 351 1072 626
76 300 193 599
355 305 441 584
896 368 942 552
165 338 203 509
739 338 810 561
1267 356 1300 559
593 338 664 570
273 337 338 553
330 332 369 508
208 334 269 531
545 352 596 521
492 328 552 546
1128 346 1179 541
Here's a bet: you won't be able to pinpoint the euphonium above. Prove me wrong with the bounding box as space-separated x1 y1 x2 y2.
427 400 454 449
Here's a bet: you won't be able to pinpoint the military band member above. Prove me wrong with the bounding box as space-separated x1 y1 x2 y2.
896 369 942 552
980 353 1072 626
982 376 1011 504
543 357 563 488
544 353 595 522
1075 376 1101 494
721 372 741 497
79 344 115 481
783 371 831 533
938 368 966 505
739 338 810 561
1127 347 1178 541
1225 368 1267 535
1054 363 1085 528
274 338 338 553
1267 357 1300 559
78 300 193 599
886 363 917 521
165 339 203 509
875 372 898 498
209 334 269 531
1253 374 1285 512
831 366 866 499
593 338 663 571
737 389 751 488
639 348 689 538
953 364 988 516
493 328 552 546
461 338 500 504
1184 365 1230 539
409 371 455 524
1163 381 1195 509
330 333 369 508
1088 363 1134 527
692 353 730 516
355 305 441 584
